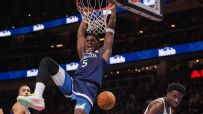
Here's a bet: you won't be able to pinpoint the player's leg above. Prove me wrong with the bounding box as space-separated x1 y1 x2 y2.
35 57 72 95
74 97 92 114
50 60 72 95
17 57 72 111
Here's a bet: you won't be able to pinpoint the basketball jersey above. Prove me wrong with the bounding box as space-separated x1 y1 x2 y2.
10 106 31 114
144 98 172 114
74 50 106 87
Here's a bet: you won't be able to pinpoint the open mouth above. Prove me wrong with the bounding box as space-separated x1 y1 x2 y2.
88 45 94 49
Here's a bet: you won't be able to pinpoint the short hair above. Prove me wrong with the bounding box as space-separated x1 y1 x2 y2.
85 33 100 42
167 83 186 94
18 85 29 92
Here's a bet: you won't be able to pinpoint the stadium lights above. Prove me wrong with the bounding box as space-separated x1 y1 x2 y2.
139 30 144 34
50 45 54 48
56 44 63 48
128 69 131 72
110 71 113 75
171 24 176 28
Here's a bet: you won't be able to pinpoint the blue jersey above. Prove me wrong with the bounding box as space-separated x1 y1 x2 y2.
74 50 106 88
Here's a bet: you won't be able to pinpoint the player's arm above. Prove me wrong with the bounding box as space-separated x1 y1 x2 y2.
0 108 3 114
12 102 25 114
144 101 164 114
101 5 116 63
77 20 87 60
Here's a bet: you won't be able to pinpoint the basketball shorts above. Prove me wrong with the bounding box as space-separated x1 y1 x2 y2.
51 67 98 114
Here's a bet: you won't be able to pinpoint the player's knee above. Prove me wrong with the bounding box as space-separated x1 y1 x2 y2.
74 108 86 114
41 57 54 64
41 57 52 66
41 57 59 75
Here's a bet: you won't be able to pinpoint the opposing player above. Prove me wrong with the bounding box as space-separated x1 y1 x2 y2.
17 5 116 114
11 85 31 114
0 108 3 114
144 83 186 114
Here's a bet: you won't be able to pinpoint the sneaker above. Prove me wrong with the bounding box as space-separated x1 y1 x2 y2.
17 94 45 111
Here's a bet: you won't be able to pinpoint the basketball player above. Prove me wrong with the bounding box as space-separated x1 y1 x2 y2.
11 85 31 114
17 5 116 114
144 83 186 114
0 103 3 114
0 108 3 114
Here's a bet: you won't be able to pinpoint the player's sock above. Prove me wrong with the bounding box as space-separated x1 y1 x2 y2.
34 57 59 96
34 82 45 97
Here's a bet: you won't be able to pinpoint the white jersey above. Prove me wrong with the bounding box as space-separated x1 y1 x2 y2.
25 107 31 114
144 98 172 114
10 106 31 114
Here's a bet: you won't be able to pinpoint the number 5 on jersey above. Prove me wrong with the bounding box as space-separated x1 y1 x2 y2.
81 59 88 67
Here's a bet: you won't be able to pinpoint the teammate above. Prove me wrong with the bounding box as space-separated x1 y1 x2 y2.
17 5 116 114
11 85 31 114
144 83 186 114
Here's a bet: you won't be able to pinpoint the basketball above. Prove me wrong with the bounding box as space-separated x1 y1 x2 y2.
97 91 116 110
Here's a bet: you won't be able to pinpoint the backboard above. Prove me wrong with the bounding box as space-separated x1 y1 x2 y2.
116 0 163 21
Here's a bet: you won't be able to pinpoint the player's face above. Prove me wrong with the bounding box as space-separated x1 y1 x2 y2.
167 90 183 108
19 86 31 96
85 35 99 52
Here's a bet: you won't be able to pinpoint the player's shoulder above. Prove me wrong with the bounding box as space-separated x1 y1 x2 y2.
145 99 164 114
148 98 164 109
12 102 26 111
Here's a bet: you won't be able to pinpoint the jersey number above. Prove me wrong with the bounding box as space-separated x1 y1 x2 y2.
81 59 88 67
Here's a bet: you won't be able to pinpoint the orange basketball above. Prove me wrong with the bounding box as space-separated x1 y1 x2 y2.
97 91 116 110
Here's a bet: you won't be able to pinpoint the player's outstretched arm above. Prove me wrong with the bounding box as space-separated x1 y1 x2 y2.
77 20 87 60
102 5 116 63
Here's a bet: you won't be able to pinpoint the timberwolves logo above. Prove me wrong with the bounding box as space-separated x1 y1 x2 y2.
81 52 97 61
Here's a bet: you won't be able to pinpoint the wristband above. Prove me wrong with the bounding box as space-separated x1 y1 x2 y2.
105 28 115 34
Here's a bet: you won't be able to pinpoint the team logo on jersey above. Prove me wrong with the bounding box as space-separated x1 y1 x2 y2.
81 52 97 61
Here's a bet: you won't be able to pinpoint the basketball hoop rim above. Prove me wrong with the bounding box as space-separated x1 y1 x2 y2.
76 0 115 12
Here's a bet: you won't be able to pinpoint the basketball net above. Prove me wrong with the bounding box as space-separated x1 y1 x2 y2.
76 0 114 34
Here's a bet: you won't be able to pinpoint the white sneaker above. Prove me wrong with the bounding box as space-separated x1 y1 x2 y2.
17 94 45 111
